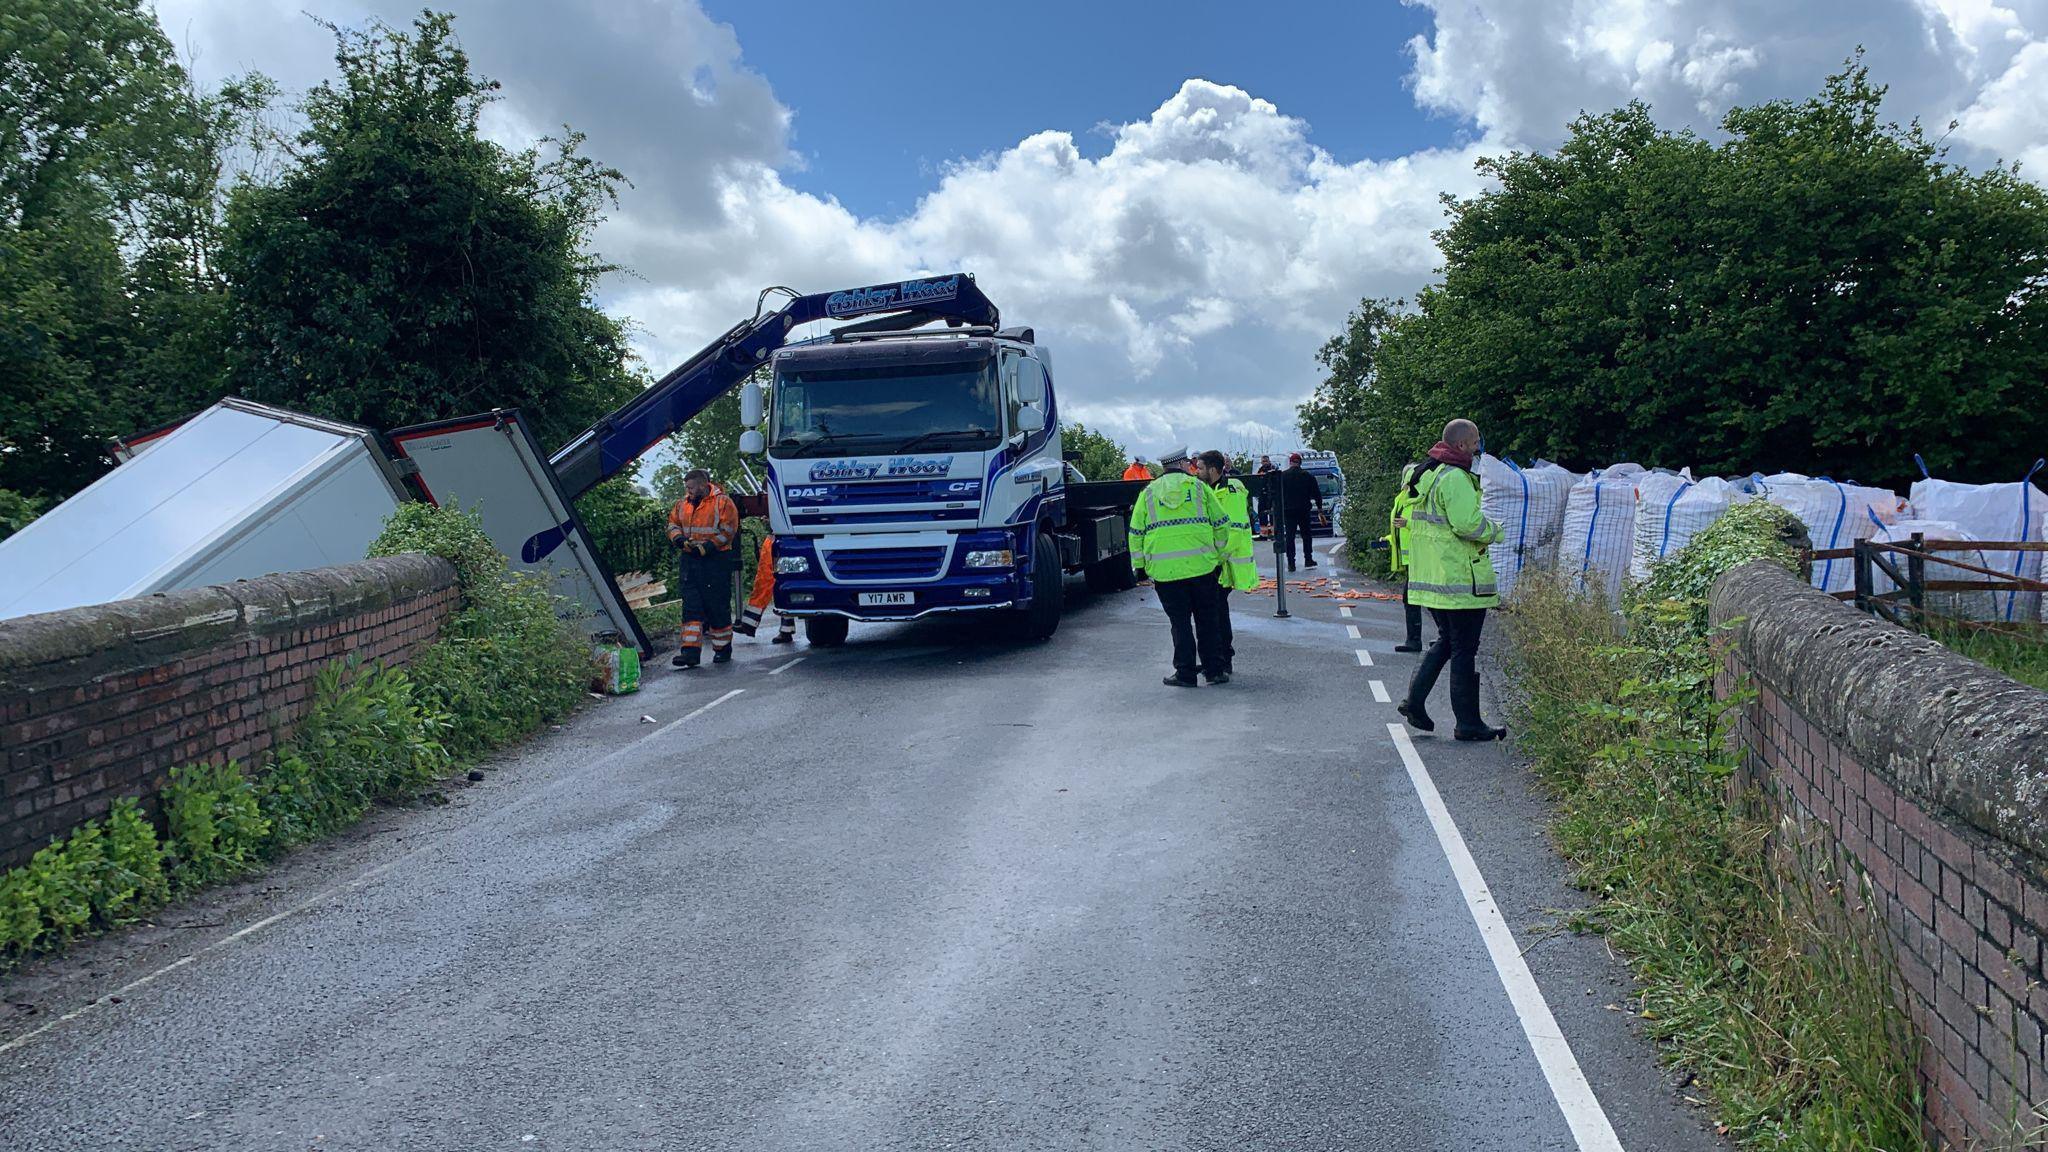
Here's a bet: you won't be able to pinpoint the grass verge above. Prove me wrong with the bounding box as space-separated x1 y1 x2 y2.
1500 501 1926 1151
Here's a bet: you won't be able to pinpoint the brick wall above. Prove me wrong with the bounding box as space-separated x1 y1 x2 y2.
0 555 459 870
1712 561 2048 1149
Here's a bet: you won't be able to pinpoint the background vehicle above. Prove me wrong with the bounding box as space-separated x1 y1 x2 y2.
1297 450 1346 537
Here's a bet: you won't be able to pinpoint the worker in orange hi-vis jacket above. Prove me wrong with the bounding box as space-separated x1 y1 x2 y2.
737 533 797 643
666 468 741 668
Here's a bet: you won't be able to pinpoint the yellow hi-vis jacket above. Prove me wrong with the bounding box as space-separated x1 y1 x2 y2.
1128 472 1228 583
1387 461 1424 575
1213 478 1257 591
1406 460 1503 610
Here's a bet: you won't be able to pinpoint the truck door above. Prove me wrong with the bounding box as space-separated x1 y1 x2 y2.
388 410 650 654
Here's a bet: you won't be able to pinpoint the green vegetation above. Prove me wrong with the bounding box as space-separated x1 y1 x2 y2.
1920 621 2048 693
368 502 590 762
1303 59 2048 558
1503 501 1924 1150
1063 422 1131 481
0 488 43 542
4 4 642 510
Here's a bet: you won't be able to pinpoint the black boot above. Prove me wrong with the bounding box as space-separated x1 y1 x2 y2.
1397 700 1435 732
672 650 700 669
712 647 733 664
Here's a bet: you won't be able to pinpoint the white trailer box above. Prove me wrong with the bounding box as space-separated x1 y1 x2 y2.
0 399 408 621
386 410 648 654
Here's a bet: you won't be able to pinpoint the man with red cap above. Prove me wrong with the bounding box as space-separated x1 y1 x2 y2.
1278 452 1324 572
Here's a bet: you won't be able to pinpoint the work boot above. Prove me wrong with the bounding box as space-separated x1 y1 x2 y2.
771 630 795 644
1454 725 1509 742
672 651 700 669
712 647 733 664
1397 700 1435 732
1204 671 1231 685
1163 674 1199 688
1394 640 1423 654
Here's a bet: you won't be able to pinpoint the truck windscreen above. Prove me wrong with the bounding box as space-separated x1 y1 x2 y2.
771 360 1001 458
1314 473 1344 498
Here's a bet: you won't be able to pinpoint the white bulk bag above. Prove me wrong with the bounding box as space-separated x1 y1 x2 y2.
1908 465 2047 621
1558 463 1646 605
1631 475 1746 579
1871 520 1998 621
1477 455 1576 598
1753 473 1903 595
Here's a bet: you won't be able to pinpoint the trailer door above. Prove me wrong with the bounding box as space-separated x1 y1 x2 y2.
388 410 650 655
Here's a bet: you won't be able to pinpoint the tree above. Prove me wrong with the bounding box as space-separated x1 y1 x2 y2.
1345 59 2048 490
668 387 750 491
1063 421 1129 480
221 11 640 451
0 0 255 498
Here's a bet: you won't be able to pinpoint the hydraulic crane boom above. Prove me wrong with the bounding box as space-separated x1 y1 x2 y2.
549 273 999 499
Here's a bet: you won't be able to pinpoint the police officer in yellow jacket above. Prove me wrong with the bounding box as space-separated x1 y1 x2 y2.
1129 448 1231 687
1386 459 1427 653
1198 450 1256 677
1398 420 1508 740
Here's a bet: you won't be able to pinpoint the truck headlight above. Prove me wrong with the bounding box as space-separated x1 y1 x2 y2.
775 556 810 574
964 549 1015 568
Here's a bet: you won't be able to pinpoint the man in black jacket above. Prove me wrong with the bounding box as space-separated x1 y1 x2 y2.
1279 453 1323 571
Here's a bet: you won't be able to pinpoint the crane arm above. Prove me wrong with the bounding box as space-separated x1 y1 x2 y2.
549 273 998 498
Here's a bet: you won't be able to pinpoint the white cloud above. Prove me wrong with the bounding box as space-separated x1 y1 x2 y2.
157 0 2048 458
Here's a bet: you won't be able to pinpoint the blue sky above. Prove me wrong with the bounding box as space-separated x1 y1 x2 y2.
701 0 1447 219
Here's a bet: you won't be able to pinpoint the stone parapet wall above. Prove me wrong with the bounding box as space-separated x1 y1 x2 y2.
1712 561 2048 1148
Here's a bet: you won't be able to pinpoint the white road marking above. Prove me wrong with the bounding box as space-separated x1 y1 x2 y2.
1355 649 1374 667
767 655 807 676
1387 725 1625 1152
1340 606 1354 618
0 688 748 1058
1369 679 1392 703
1345 624 1362 639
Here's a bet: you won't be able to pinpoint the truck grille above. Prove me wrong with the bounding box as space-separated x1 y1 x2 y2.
823 546 947 581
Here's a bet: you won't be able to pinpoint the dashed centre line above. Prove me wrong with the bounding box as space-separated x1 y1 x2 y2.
1369 679 1392 703
1345 624 1362 639
1355 648 1374 667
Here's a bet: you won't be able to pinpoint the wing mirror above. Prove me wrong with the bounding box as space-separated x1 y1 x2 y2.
739 382 765 427
1015 407 1046 433
739 429 765 455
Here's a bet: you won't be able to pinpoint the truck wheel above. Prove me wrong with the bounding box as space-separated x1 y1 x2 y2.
805 615 849 647
1014 531 1062 641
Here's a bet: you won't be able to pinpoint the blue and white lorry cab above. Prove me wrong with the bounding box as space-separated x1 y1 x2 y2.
745 322 1142 647
1297 450 1347 537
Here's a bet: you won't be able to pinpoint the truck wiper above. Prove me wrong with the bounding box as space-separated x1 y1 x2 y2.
777 432 889 456
891 429 991 453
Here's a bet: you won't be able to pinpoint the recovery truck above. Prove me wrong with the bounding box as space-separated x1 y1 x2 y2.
43 274 1141 649
395 273 1143 650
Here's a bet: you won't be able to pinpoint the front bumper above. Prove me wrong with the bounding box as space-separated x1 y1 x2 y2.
772 528 1034 621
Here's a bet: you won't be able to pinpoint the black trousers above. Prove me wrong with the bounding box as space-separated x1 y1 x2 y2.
678 554 736 650
1154 574 1228 680
1284 516 1317 568
1217 587 1235 673
1406 607 1489 731
1401 578 1423 647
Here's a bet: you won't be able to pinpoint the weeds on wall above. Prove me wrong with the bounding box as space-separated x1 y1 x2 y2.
369 503 591 761
1502 500 1926 1151
1 504 591 960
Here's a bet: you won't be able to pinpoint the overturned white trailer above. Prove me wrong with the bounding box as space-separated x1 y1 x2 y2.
0 400 648 654
0 399 409 621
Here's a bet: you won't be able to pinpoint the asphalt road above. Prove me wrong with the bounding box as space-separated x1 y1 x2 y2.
0 546 1732 1151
